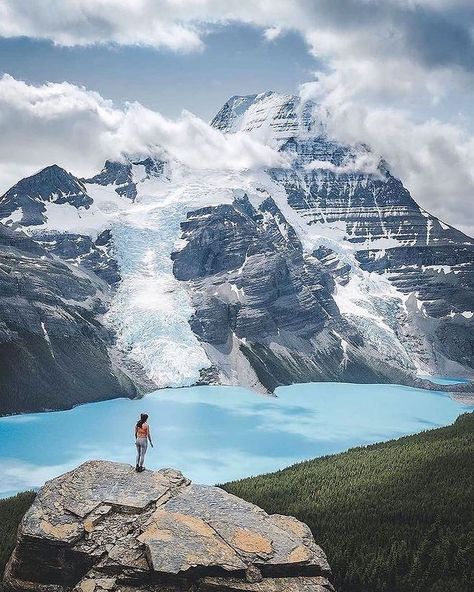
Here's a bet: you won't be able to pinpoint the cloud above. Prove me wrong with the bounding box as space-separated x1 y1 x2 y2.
301 1 474 72
263 26 282 42
0 1 473 79
1 2 473 121
0 74 287 192
0 0 205 52
0 2 473 234
301 83 474 237
305 152 383 177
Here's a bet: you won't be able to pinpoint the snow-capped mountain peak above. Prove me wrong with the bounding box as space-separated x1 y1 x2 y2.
0 164 92 226
1 90 473 409
211 91 317 146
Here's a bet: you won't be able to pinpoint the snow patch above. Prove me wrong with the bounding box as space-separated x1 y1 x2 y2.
1 208 23 225
40 321 55 359
421 265 452 274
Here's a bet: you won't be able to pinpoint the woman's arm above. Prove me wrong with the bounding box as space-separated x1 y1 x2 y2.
134 426 138 439
148 427 154 447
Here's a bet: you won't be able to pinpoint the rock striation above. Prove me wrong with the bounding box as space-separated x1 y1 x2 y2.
171 193 414 390
0 224 137 415
207 92 474 382
4 461 334 592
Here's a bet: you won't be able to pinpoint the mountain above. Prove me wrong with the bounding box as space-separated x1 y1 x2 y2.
0 91 473 412
207 93 474 383
3 461 334 592
0 164 92 226
0 223 139 415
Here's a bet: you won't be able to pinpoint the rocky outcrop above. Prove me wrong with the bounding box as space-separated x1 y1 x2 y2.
34 229 120 286
82 157 166 201
0 164 122 287
171 193 425 391
4 461 334 592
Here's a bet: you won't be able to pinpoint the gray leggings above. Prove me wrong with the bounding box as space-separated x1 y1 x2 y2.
135 437 148 467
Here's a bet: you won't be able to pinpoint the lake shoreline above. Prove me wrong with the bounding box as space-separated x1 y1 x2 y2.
1 376 473 420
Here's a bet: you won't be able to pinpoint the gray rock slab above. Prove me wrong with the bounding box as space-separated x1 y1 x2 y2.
4 461 334 592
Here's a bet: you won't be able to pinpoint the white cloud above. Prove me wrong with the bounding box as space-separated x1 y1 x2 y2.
305 152 383 177
263 26 282 42
0 74 287 192
1 1 473 79
0 0 205 52
301 82 474 237
0 1 473 234
1 2 472 128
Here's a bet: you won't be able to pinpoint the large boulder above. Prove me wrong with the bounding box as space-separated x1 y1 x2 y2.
4 461 334 592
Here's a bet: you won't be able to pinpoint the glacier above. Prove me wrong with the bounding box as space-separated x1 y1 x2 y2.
1 90 473 401
106 200 211 387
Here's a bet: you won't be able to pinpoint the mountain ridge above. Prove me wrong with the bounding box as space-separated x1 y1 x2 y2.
0 90 473 412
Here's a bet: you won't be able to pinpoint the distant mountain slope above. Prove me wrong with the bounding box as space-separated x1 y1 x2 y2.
0 223 137 415
0 91 473 410
223 412 474 592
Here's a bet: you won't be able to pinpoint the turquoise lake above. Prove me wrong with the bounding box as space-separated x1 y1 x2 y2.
0 382 471 498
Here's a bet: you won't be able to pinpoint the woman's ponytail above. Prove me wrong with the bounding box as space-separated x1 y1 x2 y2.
136 413 148 428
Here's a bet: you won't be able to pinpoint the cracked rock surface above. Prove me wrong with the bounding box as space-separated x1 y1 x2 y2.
4 461 334 592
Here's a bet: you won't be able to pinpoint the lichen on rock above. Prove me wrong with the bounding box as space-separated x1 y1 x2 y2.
3 460 334 592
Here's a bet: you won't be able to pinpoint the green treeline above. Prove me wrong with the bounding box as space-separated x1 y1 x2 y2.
0 491 36 584
0 415 472 591
223 412 474 592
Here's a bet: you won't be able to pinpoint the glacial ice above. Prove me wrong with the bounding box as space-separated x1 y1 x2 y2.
106 199 211 388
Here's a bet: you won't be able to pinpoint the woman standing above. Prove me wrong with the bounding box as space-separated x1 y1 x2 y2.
135 413 153 472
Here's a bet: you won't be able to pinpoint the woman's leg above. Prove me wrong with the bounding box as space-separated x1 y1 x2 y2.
135 441 141 467
134 437 148 470
138 439 148 468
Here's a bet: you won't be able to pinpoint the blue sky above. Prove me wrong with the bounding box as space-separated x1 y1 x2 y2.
0 25 318 120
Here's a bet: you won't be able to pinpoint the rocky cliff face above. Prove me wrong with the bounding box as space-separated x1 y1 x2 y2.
82 157 166 202
207 92 474 382
0 224 137 415
4 461 334 592
171 193 414 391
